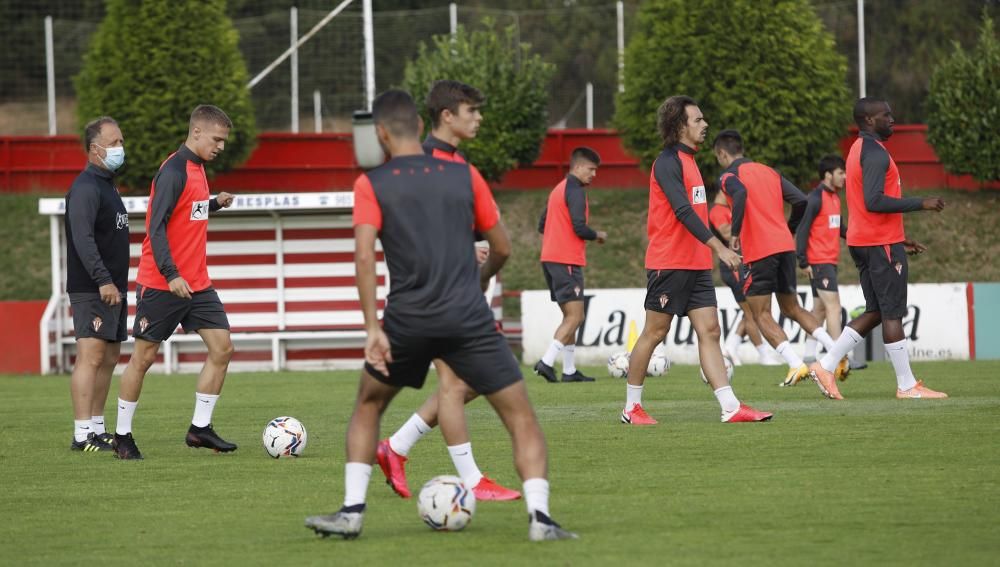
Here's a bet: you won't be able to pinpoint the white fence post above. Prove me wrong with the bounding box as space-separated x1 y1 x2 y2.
616 1 625 93
290 7 300 133
45 16 57 135
363 0 375 110
857 0 866 98
586 82 594 130
450 3 458 38
313 90 322 133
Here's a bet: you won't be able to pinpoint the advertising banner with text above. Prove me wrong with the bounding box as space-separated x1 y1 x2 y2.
522 283 970 365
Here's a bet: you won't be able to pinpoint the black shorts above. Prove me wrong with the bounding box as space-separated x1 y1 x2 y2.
849 243 908 319
644 269 717 315
365 329 522 396
70 291 128 342
744 251 797 297
133 285 230 342
541 262 585 304
718 261 746 304
809 263 839 296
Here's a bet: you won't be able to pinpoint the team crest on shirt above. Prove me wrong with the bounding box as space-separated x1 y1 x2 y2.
691 185 706 204
895 262 903 275
92 316 103 332
822 278 830 288
138 317 149 334
659 294 669 308
573 286 581 297
190 200 210 221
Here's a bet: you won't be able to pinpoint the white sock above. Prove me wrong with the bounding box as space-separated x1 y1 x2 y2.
541 340 564 366
820 327 863 372
775 341 804 368
756 343 771 360
91 415 106 435
389 413 432 457
448 442 484 488
724 332 741 355
116 398 137 435
523 477 550 518
713 386 740 414
803 337 818 359
811 327 836 351
562 345 577 374
884 339 918 391
192 392 219 428
625 384 643 412
343 462 372 508
74 419 93 442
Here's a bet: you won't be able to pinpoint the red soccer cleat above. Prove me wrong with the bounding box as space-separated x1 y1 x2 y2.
722 403 773 423
472 474 522 501
620 403 657 425
375 438 411 498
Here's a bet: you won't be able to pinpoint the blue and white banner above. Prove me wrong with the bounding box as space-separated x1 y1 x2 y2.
521 283 970 365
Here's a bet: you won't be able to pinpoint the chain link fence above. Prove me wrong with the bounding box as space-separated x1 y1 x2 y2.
3 0 988 134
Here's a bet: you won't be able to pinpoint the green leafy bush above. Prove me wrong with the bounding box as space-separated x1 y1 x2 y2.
75 0 256 193
402 21 555 182
614 0 850 185
926 11 1000 183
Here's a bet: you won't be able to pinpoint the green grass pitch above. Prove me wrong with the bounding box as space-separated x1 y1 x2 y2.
3 360 999 566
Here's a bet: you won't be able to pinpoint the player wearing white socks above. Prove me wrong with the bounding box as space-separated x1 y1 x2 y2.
713 130 844 390
809 98 947 400
534 147 607 383
622 96 772 426
374 80 520 502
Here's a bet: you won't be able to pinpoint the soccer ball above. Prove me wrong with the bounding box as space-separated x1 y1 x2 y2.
607 351 631 378
417 475 476 531
699 355 735 384
647 353 670 377
261 416 307 458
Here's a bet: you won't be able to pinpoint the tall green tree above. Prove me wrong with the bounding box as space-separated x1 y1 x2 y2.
402 22 554 182
926 11 1000 183
75 0 256 192
615 0 851 185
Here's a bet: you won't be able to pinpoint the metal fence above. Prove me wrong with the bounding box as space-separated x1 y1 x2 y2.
0 1 638 135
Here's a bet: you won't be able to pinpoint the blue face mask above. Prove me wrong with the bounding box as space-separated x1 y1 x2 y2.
98 145 126 171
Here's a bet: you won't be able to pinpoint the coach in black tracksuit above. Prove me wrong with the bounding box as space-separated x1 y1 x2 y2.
65 116 131 453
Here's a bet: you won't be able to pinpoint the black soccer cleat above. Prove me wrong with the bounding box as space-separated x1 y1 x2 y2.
96 432 115 446
561 370 596 383
113 432 143 460
185 424 238 453
71 432 114 452
533 361 558 383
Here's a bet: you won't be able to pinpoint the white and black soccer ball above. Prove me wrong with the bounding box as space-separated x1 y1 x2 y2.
417 475 476 531
262 416 307 458
699 355 734 384
647 352 671 377
607 351 631 378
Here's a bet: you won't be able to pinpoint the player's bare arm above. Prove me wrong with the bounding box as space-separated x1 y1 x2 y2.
354 223 391 374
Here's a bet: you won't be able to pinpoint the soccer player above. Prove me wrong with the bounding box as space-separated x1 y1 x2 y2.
112 105 237 460
797 155 848 365
305 89 576 541
621 95 772 426
65 117 130 452
375 80 521 502
708 189 779 366
713 129 844 394
809 98 947 400
534 146 607 382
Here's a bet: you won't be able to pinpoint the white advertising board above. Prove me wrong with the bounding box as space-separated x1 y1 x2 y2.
521 283 969 365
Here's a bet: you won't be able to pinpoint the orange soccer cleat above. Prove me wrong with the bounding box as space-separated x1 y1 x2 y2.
896 380 948 399
620 404 658 425
809 362 844 400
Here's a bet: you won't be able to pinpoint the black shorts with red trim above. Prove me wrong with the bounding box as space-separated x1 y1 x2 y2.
718 260 746 303
644 268 717 315
849 243 908 319
133 285 230 342
70 291 128 343
364 328 522 396
744 251 798 297
809 263 839 296
541 262 585 304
